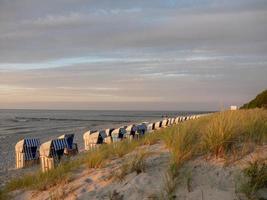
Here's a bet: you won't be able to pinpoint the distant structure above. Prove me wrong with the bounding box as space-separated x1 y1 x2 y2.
230 105 238 110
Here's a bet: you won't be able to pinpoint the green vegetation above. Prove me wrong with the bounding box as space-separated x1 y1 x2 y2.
161 165 180 200
112 150 148 182
0 134 160 199
1 108 266 199
240 159 267 199
241 89 267 109
159 108 266 198
163 109 266 165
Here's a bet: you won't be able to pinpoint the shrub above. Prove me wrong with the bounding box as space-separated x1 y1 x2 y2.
241 89 267 109
240 160 267 199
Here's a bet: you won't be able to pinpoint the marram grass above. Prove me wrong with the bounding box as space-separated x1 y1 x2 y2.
162 108 267 165
1 133 159 198
1 108 266 199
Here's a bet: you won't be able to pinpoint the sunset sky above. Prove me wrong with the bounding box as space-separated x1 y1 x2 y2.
0 0 266 110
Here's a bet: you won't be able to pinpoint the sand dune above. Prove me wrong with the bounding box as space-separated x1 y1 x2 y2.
12 142 267 200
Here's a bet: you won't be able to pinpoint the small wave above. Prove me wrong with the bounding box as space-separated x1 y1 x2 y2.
4 126 32 131
7 118 29 123
99 114 161 118
15 117 130 123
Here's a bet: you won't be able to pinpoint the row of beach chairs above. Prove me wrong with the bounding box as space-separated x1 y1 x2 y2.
15 115 202 172
15 134 78 171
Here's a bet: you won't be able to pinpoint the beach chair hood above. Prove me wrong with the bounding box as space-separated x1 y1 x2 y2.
99 130 107 139
162 119 168 126
112 128 126 138
86 131 100 144
40 141 53 157
83 130 96 140
15 138 41 153
40 139 68 157
136 123 147 133
15 138 41 160
58 134 74 148
105 129 114 137
126 124 137 133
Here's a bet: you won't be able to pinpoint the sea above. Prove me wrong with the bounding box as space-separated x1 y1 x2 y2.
0 109 207 174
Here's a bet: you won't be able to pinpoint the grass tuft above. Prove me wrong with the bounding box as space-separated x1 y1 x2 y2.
240 159 267 199
1 108 266 198
141 132 161 146
161 162 180 200
112 150 148 182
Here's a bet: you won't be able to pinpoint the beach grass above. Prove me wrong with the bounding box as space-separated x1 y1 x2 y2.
1 108 266 199
158 109 266 198
1 133 158 198
240 159 267 199
112 149 148 182
162 109 266 166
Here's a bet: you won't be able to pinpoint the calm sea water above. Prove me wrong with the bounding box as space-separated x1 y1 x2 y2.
0 109 206 172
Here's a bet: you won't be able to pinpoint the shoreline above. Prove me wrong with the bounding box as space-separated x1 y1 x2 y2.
1 110 209 172
0 112 206 187
2 108 266 200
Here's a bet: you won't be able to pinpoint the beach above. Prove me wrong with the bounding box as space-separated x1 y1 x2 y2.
0 109 206 186
1 108 266 200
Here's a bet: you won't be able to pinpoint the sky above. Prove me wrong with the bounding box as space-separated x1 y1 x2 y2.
0 0 267 111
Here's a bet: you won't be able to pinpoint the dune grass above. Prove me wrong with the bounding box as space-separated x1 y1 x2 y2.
158 109 266 198
112 150 148 182
162 109 267 166
237 159 267 199
0 133 161 199
1 108 266 199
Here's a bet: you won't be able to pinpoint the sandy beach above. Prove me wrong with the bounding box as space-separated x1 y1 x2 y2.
1 107 266 200
11 142 267 200
0 110 204 187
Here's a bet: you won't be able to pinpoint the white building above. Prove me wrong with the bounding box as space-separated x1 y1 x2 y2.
230 105 238 110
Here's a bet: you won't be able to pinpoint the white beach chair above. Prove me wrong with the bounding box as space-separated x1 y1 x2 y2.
15 138 40 169
39 138 68 172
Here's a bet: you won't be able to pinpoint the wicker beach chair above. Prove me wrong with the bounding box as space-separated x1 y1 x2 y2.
125 124 137 140
147 123 155 132
136 123 147 138
161 119 168 128
15 138 40 169
84 130 108 150
111 127 126 142
154 121 162 130
103 128 115 144
39 138 69 172
58 134 78 155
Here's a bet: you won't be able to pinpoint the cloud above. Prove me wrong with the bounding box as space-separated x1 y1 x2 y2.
0 0 266 110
